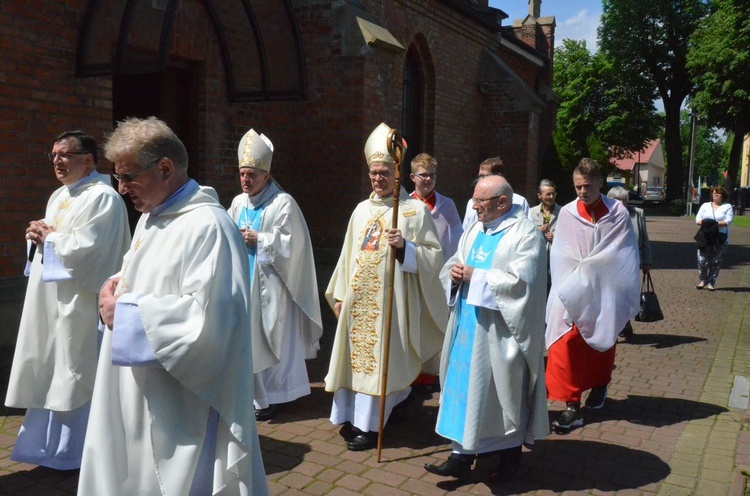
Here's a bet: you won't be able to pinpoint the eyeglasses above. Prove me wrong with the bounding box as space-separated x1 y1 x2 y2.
413 173 436 180
471 195 502 204
112 158 161 183
369 170 390 179
48 151 88 162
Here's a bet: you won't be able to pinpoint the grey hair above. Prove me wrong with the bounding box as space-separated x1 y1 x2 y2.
104 117 188 170
538 179 555 192
606 186 629 202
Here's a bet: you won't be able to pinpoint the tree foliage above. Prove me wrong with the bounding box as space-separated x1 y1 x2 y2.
670 110 729 184
599 0 711 201
552 39 660 173
687 0 750 184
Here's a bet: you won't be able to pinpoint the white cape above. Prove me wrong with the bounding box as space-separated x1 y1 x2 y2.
545 196 640 351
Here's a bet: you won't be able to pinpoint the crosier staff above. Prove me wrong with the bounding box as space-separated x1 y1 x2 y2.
376 129 406 462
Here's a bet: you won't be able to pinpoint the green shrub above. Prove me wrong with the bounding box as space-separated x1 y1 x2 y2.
669 199 686 216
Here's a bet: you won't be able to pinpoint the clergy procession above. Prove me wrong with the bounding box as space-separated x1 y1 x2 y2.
5 120 646 493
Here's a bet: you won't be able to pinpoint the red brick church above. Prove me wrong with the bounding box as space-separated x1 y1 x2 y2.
0 0 556 322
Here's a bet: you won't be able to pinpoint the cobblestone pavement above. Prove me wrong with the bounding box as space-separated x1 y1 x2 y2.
1 211 749 495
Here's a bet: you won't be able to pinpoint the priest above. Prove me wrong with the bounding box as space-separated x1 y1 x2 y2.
425 175 549 481
227 128 323 421
78 117 268 495
5 130 130 470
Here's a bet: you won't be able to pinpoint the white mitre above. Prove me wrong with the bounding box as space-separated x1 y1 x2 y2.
238 128 274 171
364 122 396 166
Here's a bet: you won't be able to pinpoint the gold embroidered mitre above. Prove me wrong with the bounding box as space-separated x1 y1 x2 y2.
238 128 274 171
364 122 396 166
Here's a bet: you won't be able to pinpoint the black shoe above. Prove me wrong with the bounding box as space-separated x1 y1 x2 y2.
389 390 415 424
338 422 357 442
552 402 583 432
424 453 474 479
255 404 277 421
489 460 520 483
346 431 377 451
585 386 608 410
619 321 634 341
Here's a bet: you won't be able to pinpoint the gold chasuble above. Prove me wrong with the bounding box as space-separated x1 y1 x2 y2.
325 189 448 396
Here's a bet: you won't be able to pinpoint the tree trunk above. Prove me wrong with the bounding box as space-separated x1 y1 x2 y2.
664 97 685 203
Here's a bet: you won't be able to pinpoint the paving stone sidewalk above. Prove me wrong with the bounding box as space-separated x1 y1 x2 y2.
0 211 748 495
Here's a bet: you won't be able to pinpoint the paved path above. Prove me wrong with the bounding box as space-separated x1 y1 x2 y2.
0 212 748 495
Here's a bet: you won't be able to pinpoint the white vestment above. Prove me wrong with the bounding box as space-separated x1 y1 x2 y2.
5 172 130 469
228 182 323 408
78 181 268 496
437 207 549 452
545 197 640 351
410 191 463 260
325 188 448 429
462 193 531 231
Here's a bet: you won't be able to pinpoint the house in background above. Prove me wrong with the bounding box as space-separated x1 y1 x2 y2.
740 134 750 187
607 139 666 193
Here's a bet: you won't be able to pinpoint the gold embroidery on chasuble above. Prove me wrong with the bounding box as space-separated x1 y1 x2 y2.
118 235 144 294
349 216 387 375
53 197 72 229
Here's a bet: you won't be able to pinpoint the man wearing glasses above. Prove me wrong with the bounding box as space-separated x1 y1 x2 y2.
425 175 548 482
325 123 448 451
227 128 323 422
409 153 462 260
5 131 130 470
461 157 532 231
80 117 268 495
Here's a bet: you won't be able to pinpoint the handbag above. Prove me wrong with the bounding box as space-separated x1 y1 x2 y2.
693 227 708 248
635 272 664 322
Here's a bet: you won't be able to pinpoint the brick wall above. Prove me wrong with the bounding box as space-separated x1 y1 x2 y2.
0 0 112 278
0 0 554 277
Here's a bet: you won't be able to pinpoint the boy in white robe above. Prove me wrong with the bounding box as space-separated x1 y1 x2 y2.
409 152 463 259
545 158 640 432
5 131 130 470
408 152 462 393
78 117 268 495
425 175 549 482
227 128 323 421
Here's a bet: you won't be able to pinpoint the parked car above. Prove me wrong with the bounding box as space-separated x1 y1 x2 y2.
644 187 666 204
628 190 644 207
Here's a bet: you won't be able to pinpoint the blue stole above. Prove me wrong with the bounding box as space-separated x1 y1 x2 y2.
236 198 270 285
436 228 506 443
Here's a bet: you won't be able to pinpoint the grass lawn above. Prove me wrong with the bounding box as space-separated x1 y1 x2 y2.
732 215 750 228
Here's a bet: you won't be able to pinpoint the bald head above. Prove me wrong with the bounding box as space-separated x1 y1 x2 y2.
473 175 513 223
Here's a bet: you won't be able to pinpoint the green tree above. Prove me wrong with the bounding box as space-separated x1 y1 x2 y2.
687 0 750 186
552 39 659 172
674 110 729 184
599 0 712 202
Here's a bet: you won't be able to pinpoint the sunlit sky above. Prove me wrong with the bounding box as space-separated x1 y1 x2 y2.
489 0 603 49
489 0 667 112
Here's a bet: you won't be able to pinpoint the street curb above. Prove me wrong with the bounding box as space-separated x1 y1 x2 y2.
731 467 747 496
